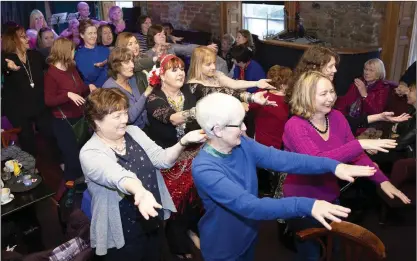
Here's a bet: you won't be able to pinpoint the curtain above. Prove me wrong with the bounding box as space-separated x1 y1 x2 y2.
1 1 45 30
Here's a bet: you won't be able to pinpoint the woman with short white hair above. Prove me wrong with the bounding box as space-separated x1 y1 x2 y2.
192 92 378 261
334 58 391 135
145 54 273 259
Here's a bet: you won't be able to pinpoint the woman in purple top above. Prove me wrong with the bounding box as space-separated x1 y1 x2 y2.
283 71 410 261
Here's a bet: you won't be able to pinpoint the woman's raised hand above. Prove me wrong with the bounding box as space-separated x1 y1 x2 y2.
379 112 411 123
380 181 411 204
89 84 98 92
311 200 351 230
207 43 218 52
5 59 20 71
334 163 376 182
181 129 208 145
256 79 275 90
253 91 277 106
67 92 86 106
134 190 162 220
94 60 107 68
359 139 397 153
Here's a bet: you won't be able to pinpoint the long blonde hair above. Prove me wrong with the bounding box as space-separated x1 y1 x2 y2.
290 71 335 119
188 46 217 82
29 9 48 30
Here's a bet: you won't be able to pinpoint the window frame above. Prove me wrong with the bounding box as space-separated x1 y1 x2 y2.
242 3 286 39
241 1 298 39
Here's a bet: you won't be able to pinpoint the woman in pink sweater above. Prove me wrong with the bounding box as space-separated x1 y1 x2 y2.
282 71 410 261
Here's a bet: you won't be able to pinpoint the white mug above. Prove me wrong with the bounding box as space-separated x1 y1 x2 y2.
1 188 11 202
4 160 14 172
5 160 22 173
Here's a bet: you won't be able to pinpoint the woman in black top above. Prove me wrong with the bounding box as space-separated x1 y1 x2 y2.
370 85 416 173
395 61 416 97
2 25 52 157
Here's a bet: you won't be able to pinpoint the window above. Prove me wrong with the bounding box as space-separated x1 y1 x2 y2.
115 1 133 8
242 3 285 40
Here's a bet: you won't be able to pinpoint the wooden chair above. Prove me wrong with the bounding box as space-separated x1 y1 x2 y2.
296 221 386 261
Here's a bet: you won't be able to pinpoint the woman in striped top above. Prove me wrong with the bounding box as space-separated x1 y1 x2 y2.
135 15 152 54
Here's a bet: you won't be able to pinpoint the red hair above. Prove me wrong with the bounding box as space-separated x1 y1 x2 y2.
148 54 185 88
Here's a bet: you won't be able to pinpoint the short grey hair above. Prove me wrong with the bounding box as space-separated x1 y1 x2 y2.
196 93 245 136
222 33 235 46
364 58 386 80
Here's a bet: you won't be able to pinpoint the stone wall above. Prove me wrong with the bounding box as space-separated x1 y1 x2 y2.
137 1 387 48
300 1 386 48
140 1 221 37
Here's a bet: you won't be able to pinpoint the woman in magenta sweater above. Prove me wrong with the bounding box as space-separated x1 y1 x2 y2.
283 71 410 261
44 38 96 181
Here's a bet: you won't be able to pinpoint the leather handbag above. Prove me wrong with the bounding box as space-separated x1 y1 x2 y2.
57 109 91 147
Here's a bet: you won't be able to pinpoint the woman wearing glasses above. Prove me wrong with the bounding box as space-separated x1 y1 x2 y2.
145 54 273 259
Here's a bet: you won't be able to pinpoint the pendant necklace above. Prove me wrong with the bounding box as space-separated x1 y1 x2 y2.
20 55 34 88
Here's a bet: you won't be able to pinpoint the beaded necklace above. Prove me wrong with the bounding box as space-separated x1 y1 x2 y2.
308 115 329 134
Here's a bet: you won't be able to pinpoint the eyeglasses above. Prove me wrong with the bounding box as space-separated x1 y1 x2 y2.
211 123 243 131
